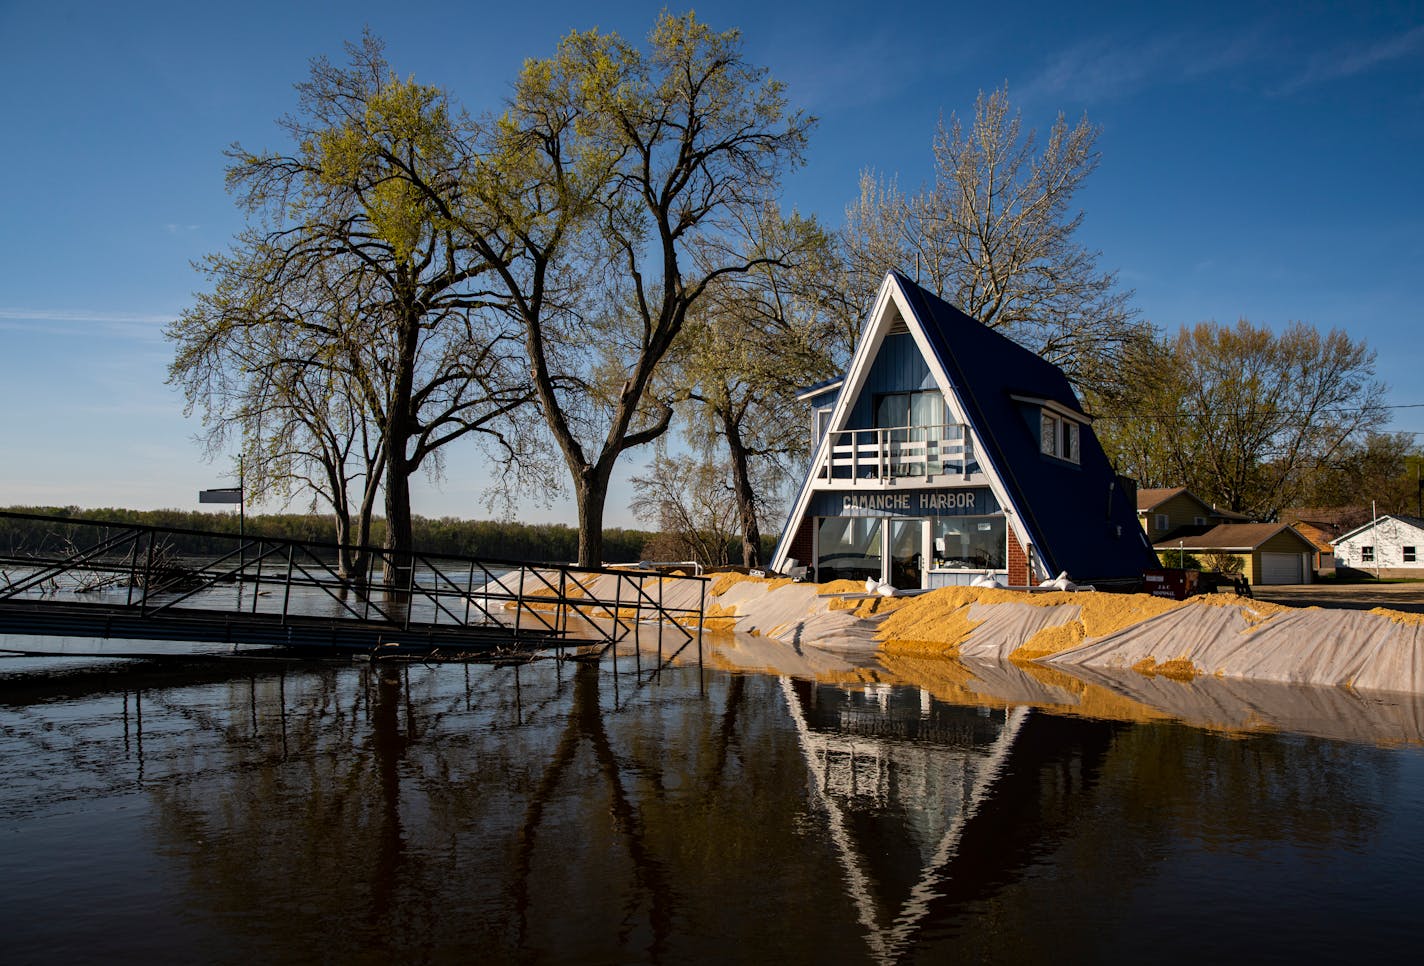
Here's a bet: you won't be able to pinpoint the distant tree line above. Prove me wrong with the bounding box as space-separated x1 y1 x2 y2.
0 507 652 565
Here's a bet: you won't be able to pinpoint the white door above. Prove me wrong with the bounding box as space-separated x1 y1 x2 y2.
1260 552 1304 584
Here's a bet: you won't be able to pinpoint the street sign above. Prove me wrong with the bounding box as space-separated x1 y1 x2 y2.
199 488 242 504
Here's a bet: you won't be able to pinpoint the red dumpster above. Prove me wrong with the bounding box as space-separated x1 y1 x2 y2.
1142 568 1199 600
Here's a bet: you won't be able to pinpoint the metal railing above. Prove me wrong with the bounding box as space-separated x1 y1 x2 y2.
816 424 979 483
0 511 707 656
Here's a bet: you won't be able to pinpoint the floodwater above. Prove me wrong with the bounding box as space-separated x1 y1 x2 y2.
1 647 1422 964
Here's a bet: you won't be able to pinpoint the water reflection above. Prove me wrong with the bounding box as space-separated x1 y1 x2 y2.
0 654 1420 963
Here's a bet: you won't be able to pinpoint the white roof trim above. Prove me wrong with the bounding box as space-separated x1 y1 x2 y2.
1008 394 1092 425
1334 514 1424 546
795 378 844 403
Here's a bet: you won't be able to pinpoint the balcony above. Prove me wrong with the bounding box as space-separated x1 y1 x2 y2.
815 424 981 486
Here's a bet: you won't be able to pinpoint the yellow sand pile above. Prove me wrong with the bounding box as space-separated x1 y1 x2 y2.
1192 592 1294 624
1370 607 1424 626
504 581 590 614
689 602 739 632
709 572 795 597
876 586 1183 660
826 594 910 618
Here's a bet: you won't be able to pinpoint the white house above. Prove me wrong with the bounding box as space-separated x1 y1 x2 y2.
1333 515 1424 577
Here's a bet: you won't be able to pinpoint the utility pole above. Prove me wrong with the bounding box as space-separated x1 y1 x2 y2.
1372 499 1379 580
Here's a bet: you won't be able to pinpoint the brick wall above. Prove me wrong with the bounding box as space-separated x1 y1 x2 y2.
784 517 814 576
1008 528 1029 586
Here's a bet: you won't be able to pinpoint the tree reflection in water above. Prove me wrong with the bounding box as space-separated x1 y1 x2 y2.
0 656 1419 964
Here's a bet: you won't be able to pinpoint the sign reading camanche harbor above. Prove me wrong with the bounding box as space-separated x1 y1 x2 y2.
812 488 1001 517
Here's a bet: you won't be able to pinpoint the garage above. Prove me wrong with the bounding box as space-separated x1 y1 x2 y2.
1153 523 1317 586
1259 552 1305 585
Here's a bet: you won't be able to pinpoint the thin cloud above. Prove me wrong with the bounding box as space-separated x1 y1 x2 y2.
0 308 172 325
0 308 173 342
1017 28 1263 106
1275 24 1424 95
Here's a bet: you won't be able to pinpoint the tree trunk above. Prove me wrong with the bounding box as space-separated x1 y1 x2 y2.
332 509 354 579
382 308 420 586
383 460 413 586
574 470 609 568
722 409 762 568
349 473 380 589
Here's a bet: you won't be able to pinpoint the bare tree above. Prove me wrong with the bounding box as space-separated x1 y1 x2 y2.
629 452 744 567
843 86 1143 395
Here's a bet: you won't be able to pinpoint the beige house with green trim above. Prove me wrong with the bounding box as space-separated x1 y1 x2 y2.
1137 487 1251 543
1152 523 1317 585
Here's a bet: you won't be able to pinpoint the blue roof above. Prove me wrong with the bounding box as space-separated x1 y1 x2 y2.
894 272 1157 581
795 375 844 403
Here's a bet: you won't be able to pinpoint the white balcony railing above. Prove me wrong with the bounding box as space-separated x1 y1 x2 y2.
816 424 978 483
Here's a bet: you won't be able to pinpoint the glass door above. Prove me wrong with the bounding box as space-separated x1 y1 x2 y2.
888 519 925 590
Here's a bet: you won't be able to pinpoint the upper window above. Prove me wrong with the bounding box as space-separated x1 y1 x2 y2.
875 391 945 431
1154 513 1169 532
1040 410 1080 464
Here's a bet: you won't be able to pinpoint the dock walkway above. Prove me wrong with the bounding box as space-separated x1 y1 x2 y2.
0 511 706 659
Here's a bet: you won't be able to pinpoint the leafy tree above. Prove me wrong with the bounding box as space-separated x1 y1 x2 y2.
1097 319 1388 519
1201 552 1244 575
171 248 386 578
843 86 1143 395
1299 432 1423 515
169 35 537 582
425 12 812 567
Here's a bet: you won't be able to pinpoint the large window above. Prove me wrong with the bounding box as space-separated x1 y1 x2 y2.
1039 410 1080 464
932 515 1007 570
817 517 883 583
875 390 945 431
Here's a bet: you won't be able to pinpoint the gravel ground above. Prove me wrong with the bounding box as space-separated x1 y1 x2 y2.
1250 581 1424 614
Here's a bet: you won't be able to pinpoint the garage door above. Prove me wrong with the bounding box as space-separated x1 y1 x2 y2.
1260 552 1304 584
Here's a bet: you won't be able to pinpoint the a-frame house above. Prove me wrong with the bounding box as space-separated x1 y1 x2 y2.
770 271 1155 589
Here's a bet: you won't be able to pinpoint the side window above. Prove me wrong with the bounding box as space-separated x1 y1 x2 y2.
1040 409 1081 464
1154 513 1169 532
1040 411 1057 455
1405 546 1417 563
1362 545 1375 562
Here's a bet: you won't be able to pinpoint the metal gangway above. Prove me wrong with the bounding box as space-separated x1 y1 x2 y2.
0 511 707 659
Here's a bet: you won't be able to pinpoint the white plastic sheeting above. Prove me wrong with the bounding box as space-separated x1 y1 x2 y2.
1046 605 1424 693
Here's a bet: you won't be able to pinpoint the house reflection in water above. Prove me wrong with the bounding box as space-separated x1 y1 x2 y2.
780 679 1073 963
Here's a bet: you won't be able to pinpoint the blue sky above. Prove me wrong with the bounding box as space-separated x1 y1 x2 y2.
2 0 1421 525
